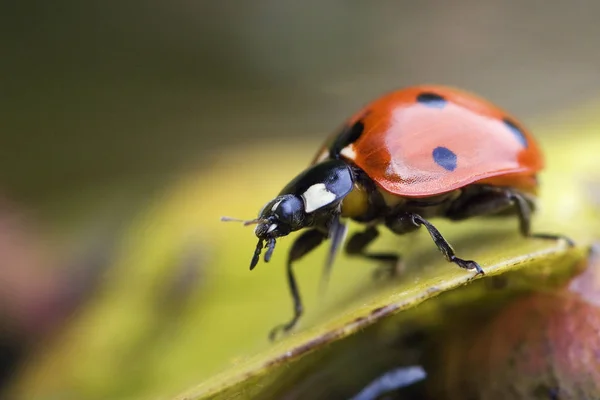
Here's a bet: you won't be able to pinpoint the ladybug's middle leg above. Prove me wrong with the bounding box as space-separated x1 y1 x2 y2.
345 226 402 278
405 213 485 275
384 212 483 274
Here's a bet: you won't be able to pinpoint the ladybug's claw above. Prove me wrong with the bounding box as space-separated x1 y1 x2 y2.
268 317 299 341
531 232 575 248
268 325 286 342
268 326 280 342
451 256 485 276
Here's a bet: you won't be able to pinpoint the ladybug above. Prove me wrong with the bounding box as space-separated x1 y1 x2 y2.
224 84 572 341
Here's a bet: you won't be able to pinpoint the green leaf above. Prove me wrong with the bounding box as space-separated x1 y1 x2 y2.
8 103 600 400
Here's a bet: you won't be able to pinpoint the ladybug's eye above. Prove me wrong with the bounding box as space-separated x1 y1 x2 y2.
273 196 304 226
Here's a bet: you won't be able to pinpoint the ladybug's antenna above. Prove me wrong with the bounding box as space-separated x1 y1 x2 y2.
220 216 268 226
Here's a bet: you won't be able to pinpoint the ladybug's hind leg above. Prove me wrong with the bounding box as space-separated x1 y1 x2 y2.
345 226 402 279
446 186 574 246
507 190 574 246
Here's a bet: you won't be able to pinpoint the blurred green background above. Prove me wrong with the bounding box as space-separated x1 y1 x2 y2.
2 1 600 399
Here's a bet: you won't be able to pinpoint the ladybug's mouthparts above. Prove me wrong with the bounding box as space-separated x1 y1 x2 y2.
221 216 278 270
250 237 276 270
253 219 280 238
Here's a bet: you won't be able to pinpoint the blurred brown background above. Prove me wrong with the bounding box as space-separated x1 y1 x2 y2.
1 1 600 399
3 1 600 205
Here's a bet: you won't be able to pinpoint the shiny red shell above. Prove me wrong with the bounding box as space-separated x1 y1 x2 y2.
314 85 543 197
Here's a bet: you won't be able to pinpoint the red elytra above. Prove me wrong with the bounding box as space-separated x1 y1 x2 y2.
314 85 543 196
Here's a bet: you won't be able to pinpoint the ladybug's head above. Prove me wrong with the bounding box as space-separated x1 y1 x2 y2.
254 195 306 238
242 194 307 268
222 159 355 270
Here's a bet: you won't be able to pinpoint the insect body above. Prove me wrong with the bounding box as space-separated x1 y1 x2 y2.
226 85 572 340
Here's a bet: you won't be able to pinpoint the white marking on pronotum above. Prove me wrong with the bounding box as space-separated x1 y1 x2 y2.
267 224 278 233
340 145 356 160
301 183 337 213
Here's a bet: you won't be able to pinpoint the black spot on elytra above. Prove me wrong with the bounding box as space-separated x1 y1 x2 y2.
503 118 528 147
329 119 365 158
416 92 447 109
432 146 457 171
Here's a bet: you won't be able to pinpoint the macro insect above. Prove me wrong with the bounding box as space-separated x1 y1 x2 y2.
223 84 572 341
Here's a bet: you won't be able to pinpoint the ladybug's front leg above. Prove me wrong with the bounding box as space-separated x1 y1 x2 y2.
269 228 327 341
386 213 484 275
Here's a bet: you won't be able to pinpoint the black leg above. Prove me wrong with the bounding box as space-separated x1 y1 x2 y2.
345 226 401 278
447 186 574 247
320 216 348 292
410 213 485 275
269 229 327 341
508 191 534 236
508 191 575 246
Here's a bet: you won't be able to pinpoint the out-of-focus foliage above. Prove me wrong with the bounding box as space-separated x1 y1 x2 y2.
6 103 600 400
429 250 600 399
